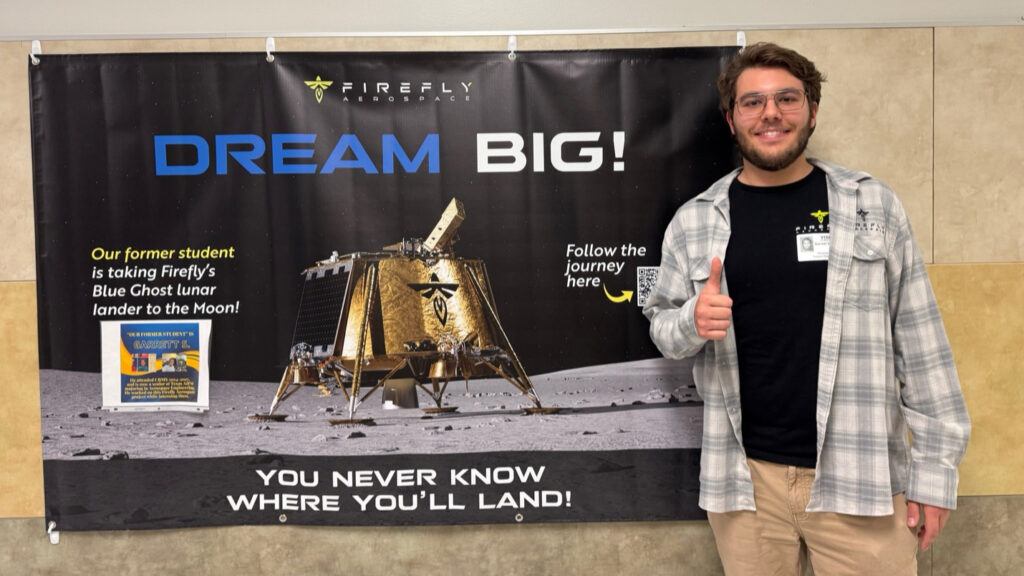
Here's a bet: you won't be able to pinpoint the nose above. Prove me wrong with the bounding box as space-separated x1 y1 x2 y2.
761 97 782 119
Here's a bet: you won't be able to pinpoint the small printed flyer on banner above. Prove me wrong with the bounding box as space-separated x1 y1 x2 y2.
100 319 211 412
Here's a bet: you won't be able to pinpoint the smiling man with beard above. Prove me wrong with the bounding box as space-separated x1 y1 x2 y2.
643 43 970 575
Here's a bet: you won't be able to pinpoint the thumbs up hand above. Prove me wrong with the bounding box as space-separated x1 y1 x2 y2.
695 257 732 341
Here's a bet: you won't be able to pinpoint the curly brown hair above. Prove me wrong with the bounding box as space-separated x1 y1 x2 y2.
717 42 825 117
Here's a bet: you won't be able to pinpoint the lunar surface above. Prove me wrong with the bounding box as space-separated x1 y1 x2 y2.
40 357 703 460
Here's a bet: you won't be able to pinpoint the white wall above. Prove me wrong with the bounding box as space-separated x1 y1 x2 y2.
0 0 1021 40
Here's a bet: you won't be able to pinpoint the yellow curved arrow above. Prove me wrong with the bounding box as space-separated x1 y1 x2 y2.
603 285 634 303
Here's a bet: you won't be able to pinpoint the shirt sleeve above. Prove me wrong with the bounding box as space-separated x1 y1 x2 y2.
643 217 707 360
887 197 971 510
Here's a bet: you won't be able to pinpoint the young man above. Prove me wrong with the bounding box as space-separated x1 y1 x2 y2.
643 43 970 575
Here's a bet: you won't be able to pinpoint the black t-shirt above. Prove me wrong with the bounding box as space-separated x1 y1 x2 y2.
724 167 829 468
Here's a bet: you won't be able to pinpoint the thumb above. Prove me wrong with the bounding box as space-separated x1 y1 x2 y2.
907 501 920 528
704 257 723 294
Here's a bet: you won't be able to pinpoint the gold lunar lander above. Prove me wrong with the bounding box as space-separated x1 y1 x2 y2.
253 199 554 424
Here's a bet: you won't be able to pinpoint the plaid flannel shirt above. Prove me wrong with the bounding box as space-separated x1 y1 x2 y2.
643 159 970 515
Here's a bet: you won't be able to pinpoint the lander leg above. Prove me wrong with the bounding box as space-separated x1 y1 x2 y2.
247 365 296 422
357 359 408 404
328 263 377 426
328 368 351 403
417 378 457 414
465 268 559 415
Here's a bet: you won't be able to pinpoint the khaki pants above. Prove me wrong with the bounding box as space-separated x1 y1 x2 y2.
707 459 919 576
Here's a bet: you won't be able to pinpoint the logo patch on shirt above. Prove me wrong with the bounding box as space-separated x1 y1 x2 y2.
796 208 830 235
854 209 886 233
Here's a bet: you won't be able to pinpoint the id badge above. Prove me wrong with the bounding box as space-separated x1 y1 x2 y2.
796 233 830 262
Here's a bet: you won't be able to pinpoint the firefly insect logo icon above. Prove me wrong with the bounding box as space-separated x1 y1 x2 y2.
408 273 460 326
304 75 333 103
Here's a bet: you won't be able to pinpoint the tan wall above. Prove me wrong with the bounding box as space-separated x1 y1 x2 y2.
2 27 1023 575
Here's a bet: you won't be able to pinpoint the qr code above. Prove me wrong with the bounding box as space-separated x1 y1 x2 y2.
636 266 659 307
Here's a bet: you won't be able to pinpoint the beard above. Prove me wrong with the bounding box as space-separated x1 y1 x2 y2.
734 121 813 172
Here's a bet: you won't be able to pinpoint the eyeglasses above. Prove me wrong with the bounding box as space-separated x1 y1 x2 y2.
733 89 807 118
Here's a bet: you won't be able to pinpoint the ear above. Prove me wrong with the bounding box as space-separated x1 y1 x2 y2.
809 101 818 130
725 110 736 135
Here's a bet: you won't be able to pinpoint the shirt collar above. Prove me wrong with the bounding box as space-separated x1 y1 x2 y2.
696 157 869 207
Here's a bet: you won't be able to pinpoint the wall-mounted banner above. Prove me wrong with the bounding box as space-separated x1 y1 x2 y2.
31 48 737 531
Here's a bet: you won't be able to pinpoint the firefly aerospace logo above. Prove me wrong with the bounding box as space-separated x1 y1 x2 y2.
854 208 885 233
304 76 333 103
408 273 460 326
796 209 830 235
303 74 473 104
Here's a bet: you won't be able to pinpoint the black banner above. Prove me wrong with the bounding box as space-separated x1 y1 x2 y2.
32 48 735 530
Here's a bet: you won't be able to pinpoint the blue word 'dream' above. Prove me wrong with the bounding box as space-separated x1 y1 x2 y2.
154 133 440 176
